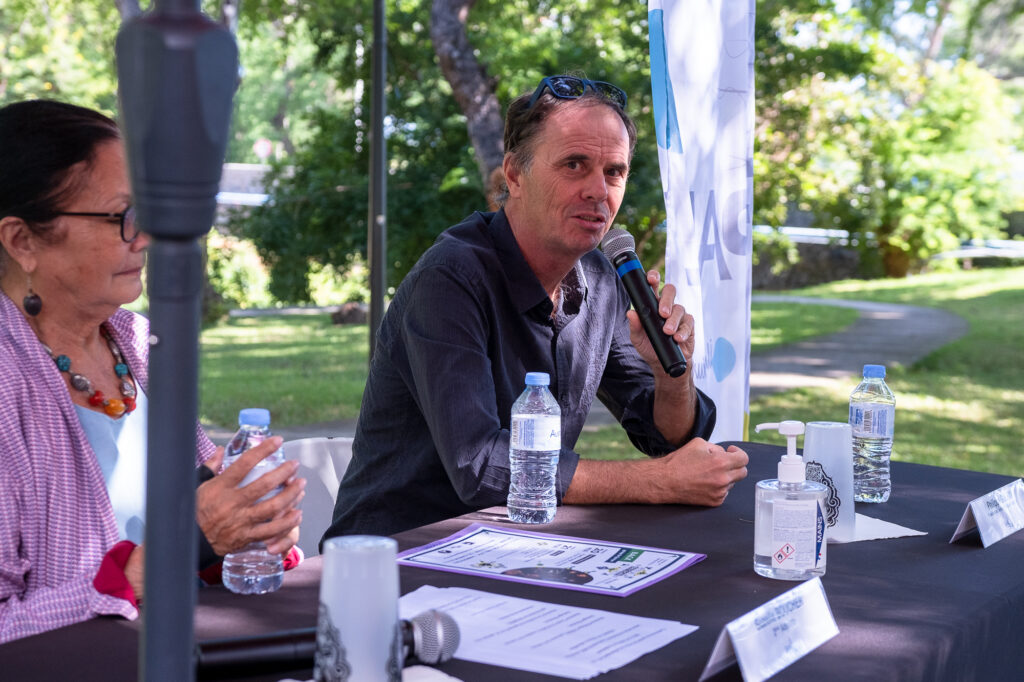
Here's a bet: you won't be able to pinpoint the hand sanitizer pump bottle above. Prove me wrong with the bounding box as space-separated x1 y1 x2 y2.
753 421 828 580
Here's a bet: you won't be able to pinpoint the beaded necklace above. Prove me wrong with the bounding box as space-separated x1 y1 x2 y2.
41 325 138 418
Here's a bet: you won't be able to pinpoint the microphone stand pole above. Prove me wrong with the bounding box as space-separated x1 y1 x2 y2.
367 0 387 360
116 2 237 680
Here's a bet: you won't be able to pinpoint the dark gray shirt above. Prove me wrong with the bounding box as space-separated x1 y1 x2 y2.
325 210 716 539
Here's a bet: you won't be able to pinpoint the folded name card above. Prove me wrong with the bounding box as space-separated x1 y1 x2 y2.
699 577 838 682
950 479 1024 548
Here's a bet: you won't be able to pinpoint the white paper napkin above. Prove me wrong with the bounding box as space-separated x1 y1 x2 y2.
828 512 927 543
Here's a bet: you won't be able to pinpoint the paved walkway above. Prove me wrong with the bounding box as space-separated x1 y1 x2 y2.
205 297 968 444
748 295 968 399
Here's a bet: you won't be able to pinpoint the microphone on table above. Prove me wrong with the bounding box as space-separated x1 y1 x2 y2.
194 609 460 675
402 608 461 664
600 228 688 378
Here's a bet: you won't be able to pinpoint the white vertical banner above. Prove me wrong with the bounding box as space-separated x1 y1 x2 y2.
649 0 755 441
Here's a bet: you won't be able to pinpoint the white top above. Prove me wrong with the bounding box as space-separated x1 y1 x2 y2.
74 387 149 544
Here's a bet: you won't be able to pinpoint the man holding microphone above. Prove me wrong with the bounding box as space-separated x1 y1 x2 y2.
324 75 748 540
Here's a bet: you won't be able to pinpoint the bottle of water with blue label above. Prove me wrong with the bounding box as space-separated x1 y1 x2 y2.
222 408 285 594
849 365 896 503
507 372 561 524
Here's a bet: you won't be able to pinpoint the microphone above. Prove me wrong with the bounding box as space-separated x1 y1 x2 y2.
600 228 687 377
194 610 460 676
402 608 461 664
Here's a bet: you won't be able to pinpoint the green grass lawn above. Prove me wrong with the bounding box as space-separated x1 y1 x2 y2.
750 301 858 350
199 266 1023 477
578 267 1024 477
199 316 368 427
199 300 857 429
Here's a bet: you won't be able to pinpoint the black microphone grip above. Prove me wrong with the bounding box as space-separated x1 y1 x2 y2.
610 252 688 377
195 610 459 678
195 627 315 678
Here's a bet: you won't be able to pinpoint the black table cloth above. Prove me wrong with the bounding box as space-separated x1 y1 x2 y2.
1 442 1021 681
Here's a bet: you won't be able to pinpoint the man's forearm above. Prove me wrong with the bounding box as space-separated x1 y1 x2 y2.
563 440 749 508
651 371 698 445
562 458 661 504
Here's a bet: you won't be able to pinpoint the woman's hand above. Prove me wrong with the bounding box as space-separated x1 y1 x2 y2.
266 525 301 557
196 437 306 556
124 544 145 602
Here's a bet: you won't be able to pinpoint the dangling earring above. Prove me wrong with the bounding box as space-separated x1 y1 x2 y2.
23 276 42 317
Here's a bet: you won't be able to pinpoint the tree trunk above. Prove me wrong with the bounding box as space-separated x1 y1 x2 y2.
114 0 241 30
271 37 298 157
430 0 505 206
114 0 142 20
219 0 242 33
923 0 953 65
903 0 952 106
880 240 911 278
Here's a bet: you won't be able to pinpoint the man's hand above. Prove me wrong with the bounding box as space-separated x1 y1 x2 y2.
626 269 696 373
565 440 748 506
624 269 700 444
644 439 749 506
196 438 306 556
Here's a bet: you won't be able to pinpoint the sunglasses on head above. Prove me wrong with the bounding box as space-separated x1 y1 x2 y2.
527 75 628 110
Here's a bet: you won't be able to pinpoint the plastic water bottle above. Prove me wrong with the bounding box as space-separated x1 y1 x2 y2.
507 372 561 524
222 408 285 594
849 365 895 503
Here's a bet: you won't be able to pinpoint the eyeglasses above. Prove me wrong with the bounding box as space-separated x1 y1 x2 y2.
55 206 139 243
527 75 628 110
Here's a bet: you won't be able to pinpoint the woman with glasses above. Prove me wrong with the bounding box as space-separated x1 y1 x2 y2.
0 100 305 643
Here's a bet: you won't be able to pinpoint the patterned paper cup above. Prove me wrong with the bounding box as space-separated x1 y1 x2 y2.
315 536 401 682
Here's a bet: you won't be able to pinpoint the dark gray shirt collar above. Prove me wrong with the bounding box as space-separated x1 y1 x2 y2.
489 209 589 324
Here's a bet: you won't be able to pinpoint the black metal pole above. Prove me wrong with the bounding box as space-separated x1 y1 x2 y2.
141 240 204 681
368 0 387 360
115 1 237 680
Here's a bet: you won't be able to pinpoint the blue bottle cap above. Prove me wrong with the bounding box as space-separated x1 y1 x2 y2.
525 372 550 386
863 364 886 379
238 408 271 426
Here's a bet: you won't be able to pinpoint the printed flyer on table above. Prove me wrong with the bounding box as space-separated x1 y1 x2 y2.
397 523 706 596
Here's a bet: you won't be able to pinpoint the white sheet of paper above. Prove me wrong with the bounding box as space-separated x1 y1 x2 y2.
700 577 838 682
282 667 463 682
402 666 465 682
950 479 1024 547
825 513 927 543
399 586 697 680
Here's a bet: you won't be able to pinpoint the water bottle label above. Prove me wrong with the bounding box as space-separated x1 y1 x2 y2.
849 402 894 438
510 415 560 451
238 459 284 502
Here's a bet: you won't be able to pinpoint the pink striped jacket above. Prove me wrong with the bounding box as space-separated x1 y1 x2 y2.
0 292 215 643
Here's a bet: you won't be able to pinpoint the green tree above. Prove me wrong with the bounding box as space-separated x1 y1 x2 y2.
234 0 484 301
8 0 1018 290
754 1 1022 275
0 0 120 111
1 0 335 165
237 0 669 301
228 16 339 162
752 1 873 228
815 57 1020 275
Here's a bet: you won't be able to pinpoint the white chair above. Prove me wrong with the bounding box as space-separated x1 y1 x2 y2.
280 436 354 557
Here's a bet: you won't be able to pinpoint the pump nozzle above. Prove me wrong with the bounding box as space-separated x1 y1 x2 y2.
755 420 806 483
754 421 805 438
